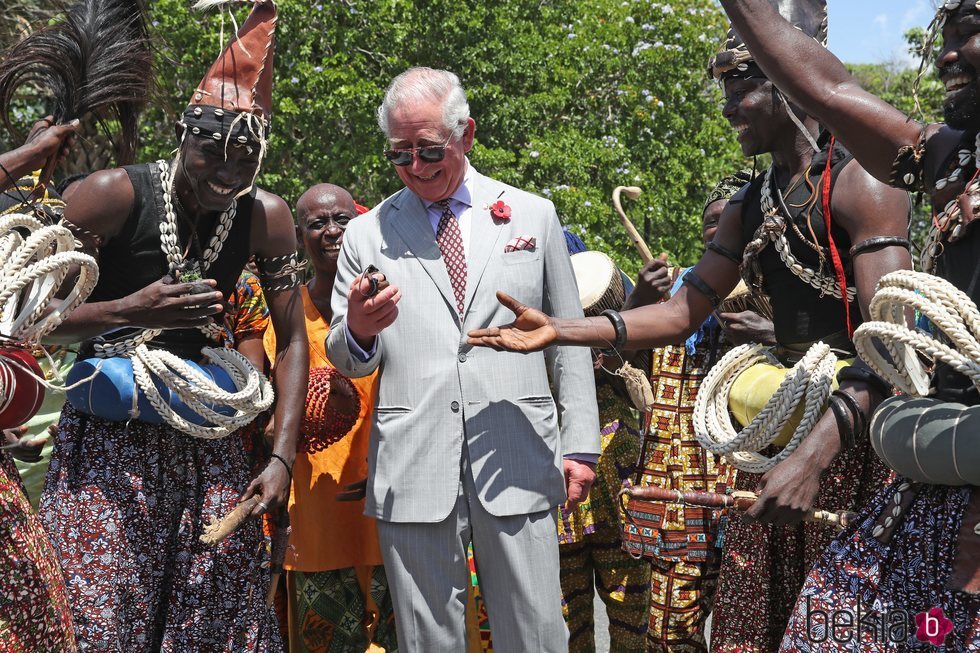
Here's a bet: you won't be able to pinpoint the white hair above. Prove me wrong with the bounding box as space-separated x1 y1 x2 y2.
377 67 470 141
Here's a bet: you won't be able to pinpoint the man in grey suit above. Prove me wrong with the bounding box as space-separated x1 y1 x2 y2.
325 67 601 652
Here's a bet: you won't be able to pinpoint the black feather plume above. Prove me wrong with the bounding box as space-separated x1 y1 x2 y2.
0 0 153 166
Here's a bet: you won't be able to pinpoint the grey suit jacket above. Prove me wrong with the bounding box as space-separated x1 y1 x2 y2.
326 169 600 523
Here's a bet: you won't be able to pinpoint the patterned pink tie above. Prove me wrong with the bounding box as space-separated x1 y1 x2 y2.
435 200 467 316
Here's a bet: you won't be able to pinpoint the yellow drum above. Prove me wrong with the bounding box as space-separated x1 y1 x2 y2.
729 357 852 447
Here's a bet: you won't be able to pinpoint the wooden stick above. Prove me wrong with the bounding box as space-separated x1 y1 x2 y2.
612 186 654 264
199 496 261 546
621 486 855 529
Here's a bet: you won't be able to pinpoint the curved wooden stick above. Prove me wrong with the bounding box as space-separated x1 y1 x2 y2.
621 486 856 529
612 186 654 265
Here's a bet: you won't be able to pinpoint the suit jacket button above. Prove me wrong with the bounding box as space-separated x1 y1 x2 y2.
451 401 460 413
458 353 467 363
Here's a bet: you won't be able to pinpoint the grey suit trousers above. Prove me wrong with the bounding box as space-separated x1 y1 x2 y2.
376 449 568 653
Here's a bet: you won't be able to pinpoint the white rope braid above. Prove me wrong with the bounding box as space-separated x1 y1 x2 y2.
130 344 273 439
755 166 857 302
0 212 99 411
0 213 99 343
853 270 980 397
693 342 838 473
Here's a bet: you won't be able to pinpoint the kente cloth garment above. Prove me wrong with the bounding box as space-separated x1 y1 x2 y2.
780 480 980 652
223 271 271 348
709 438 890 653
288 567 397 653
435 200 467 315
263 286 383 572
40 404 283 652
14 348 75 509
466 545 493 653
638 339 736 561
559 384 650 653
647 557 719 653
0 450 76 653
558 383 642 543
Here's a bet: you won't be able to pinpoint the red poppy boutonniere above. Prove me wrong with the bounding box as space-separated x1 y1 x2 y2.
489 199 512 222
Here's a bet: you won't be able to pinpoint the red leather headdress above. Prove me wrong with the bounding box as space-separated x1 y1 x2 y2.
181 1 277 147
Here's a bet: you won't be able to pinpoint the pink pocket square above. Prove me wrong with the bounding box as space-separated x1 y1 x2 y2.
504 236 536 253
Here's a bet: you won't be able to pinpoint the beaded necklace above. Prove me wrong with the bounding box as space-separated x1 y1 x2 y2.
922 132 980 274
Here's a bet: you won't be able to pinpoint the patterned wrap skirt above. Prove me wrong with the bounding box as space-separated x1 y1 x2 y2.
40 403 283 652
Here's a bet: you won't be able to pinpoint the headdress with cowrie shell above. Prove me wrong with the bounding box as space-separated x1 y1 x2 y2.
178 0 277 194
708 0 827 82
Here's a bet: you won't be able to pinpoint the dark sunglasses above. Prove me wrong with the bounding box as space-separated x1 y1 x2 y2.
383 135 453 166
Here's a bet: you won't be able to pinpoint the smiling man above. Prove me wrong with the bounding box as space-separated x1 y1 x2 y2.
325 67 600 652
466 4 914 650
38 3 307 650
701 0 980 649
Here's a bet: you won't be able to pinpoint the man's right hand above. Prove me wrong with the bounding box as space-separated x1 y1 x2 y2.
119 276 225 330
468 291 558 352
625 255 671 309
346 271 401 349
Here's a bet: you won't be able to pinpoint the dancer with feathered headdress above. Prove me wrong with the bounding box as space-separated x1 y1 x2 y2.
33 1 307 649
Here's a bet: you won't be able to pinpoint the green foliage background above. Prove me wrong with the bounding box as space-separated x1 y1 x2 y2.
137 0 741 276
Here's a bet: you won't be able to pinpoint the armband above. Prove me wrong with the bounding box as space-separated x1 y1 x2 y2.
682 270 722 309
255 251 303 293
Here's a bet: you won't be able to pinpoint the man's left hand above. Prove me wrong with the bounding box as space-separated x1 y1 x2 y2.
242 457 291 517
563 458 596 510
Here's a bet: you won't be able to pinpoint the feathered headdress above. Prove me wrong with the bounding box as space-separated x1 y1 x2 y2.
0 0 153 173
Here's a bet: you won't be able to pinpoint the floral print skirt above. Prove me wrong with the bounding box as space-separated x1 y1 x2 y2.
0 449 75 653
780 479 980 652
40 404 283 652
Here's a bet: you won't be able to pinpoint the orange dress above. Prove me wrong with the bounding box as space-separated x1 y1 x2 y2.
264 286 383 572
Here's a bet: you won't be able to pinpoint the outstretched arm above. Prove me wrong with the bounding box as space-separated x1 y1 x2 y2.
469 199 746 351
719 0 926 183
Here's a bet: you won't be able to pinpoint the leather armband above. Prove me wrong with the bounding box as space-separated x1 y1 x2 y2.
706 241 743 265
682 270 722 309
255 251 303 293
848 236 912 258
836 365 892 398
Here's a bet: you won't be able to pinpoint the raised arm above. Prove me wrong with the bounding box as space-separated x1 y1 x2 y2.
719 0 926 182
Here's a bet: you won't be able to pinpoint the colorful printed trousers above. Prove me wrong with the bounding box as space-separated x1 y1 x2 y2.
559 537 651 652
647 556 719 653
709 439 889 653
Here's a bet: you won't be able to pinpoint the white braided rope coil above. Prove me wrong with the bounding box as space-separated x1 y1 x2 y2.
853 269 980 397
693 342 838 473
0 213 99 343
129 344 273 439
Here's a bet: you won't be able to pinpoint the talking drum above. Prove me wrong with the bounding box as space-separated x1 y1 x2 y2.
570 251 626 318
869 394 980 486
0 347 45 429
66 356 239 425
302 366 360 453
